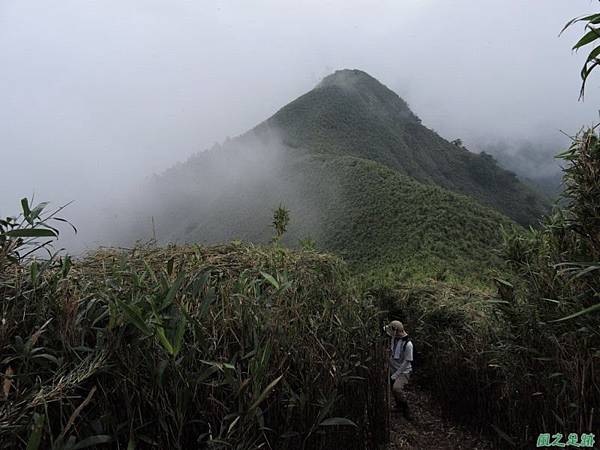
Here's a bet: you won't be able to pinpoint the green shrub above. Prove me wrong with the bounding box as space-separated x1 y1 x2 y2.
370 127 600 447
1 241 386 449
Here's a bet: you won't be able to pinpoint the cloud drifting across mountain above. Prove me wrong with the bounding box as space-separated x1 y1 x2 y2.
1 0 598 248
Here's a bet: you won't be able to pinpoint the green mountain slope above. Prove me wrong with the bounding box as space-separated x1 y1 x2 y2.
130 69 532 280
260 69 548 226
146 139 513 281
319 156 513 280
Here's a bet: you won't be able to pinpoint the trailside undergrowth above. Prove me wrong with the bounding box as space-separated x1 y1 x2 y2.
373 127 600 448
1 238 387 449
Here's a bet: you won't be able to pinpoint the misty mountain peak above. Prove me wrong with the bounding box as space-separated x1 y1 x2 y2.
314 68 420 123
264 69 421 145
259 69 548 225
317 69 378 89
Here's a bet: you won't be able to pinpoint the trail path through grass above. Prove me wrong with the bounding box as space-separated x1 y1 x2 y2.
390 383 495 450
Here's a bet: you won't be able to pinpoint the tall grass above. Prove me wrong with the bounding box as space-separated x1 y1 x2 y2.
1 217 387 449
374 127 600 447
493 128 600 439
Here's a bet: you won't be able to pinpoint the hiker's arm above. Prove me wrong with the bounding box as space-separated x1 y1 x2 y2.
390 365 404 380
404 342 413 362
395 360 410 375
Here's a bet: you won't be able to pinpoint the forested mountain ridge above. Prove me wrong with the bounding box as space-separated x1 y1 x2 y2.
125 69 551 280
259 69 548 225
144 88 517 281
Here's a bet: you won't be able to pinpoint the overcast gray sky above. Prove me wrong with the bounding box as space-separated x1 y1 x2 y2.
2 0 599 222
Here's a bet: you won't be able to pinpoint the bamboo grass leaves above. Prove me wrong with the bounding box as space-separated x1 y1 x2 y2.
562 9 600 98
0 197 74 266
1 241 383 449
114 269 188 357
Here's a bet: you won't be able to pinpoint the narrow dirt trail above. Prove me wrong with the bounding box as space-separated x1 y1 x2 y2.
389 384 495 450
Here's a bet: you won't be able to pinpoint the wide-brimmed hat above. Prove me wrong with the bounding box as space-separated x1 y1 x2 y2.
384 320 408 337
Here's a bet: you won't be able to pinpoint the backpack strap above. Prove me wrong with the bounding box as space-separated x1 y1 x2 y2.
401 336 411 352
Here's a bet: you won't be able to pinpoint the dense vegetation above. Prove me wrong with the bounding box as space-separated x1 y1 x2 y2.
149 146 514 284
2 56 592 450
124 69 548 286
376 127 600 447
315 156 514 283
0 217 388 449
263 69 549 226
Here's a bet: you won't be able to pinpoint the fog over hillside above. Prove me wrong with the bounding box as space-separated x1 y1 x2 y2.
474 136 565 199
1 0 599 249
127 127 333 248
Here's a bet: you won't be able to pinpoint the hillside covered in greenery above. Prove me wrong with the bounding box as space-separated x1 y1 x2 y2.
148 144 514 283
3 66 595 449
0 233 387 449
136 70 533 282
263 69 549 226
378 126 600 447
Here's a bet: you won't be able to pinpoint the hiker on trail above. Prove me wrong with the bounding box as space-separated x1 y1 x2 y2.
385 320 413 421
